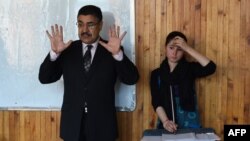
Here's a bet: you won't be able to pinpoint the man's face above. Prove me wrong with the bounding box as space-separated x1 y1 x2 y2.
77 15 103 44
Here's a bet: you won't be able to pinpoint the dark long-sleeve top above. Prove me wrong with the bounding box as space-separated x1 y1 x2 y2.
150 58 216 121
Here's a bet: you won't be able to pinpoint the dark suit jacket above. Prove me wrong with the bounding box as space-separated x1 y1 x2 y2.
39 40 139 141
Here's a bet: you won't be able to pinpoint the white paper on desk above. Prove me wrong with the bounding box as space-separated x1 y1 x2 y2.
195 133 221 141
141 136 161 141
162 132 196 141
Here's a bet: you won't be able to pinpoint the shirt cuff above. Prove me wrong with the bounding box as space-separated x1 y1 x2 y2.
112 50 123 61
49 50 60 61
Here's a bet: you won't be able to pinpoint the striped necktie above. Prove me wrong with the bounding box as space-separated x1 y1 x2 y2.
83 45 93 72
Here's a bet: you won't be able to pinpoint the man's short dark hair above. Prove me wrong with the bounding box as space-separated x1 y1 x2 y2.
77 5 103 22
165 31 187 45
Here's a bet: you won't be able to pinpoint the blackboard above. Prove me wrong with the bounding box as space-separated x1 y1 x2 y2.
0 0 136 111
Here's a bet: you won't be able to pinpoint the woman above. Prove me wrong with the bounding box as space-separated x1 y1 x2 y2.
150 31 216 133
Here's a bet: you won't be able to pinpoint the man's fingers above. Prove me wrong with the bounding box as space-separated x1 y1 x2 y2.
48 24 64 38
46 30 52 39
55 24 59 35
51 26 55 36
119 31 127 40
112 24 116 36
108 27 112 37
108 24 126 39
110 25 116 37
117 26 120 37
59 25 63 38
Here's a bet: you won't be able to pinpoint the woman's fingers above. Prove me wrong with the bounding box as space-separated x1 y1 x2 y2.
164 120 177 133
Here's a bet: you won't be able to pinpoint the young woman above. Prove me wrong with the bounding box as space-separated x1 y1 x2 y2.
150 31 216 133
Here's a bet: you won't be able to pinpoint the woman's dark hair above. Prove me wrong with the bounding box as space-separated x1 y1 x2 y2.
165 31 187 45
77 5 103 22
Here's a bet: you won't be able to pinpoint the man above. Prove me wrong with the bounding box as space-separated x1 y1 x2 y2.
39 5 139 141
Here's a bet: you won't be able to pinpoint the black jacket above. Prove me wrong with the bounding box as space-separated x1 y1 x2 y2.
39 39 139 141
150 58 216 121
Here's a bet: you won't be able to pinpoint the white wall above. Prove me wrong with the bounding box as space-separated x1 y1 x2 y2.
0 0 136 111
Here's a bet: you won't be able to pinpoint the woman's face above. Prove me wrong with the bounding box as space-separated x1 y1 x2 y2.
165 38 184 63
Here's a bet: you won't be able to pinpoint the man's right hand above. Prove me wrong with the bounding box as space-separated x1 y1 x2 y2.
46 24 72 54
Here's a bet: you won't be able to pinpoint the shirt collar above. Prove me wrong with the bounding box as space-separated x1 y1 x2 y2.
82 38 100 49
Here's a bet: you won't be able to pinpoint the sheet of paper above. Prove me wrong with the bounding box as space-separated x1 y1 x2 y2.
141 130 220 141
162 132 196 141
141 136 161 141
195 133 221 141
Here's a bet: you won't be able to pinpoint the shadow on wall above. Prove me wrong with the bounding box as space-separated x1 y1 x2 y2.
101 12 115 40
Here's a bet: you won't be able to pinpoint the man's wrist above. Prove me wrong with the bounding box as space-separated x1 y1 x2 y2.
112 50 123 61
50 50 60 61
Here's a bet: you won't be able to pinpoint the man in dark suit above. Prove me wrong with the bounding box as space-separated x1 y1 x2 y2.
39 5 139 141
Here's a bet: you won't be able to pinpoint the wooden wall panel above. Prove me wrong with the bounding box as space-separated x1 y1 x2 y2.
0 0 250 141
0 111 62 141
245 0 250 124
215 0 223 135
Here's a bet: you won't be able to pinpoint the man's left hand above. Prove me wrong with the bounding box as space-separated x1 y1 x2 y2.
99 24 126 55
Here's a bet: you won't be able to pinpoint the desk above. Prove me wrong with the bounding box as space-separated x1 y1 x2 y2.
141 128 220 141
